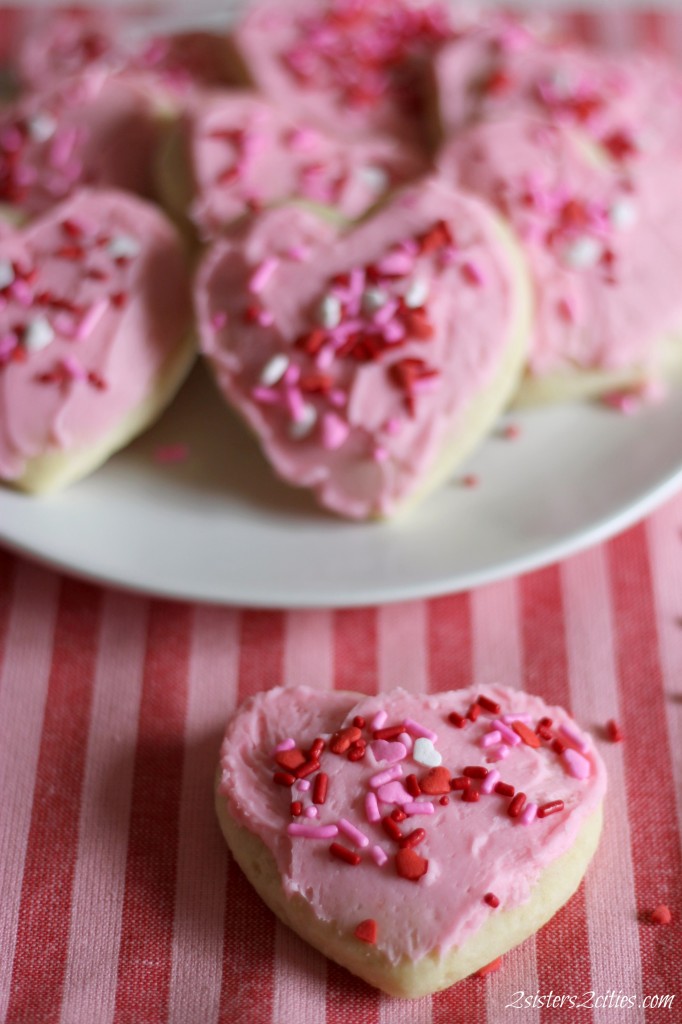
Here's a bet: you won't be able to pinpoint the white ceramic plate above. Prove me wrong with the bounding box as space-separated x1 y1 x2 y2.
1 363 681 607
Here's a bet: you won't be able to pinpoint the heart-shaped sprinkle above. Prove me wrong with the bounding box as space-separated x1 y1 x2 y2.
419 766 451 795
370 739 407 764
395 847 429 882
354 918 378 944
412 737 442 767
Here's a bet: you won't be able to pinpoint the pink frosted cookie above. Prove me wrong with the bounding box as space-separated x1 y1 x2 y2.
196 178 531 519
0 188 195 493
160 90 426 239
216 684 606 997
439 117 682 403
129 30 242 98
0 71 167 217
434 21 682 164
227 0 453 150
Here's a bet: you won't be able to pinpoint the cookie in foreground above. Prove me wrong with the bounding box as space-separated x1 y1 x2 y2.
216 685 606 998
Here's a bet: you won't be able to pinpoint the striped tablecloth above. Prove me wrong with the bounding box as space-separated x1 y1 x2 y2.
1 6 682 1024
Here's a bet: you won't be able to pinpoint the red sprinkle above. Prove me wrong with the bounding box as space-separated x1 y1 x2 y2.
484 892 500 908
399 828 426 850
347 741 366 762
373 725 405 741
420 766 451 795
312 772 328 805
309 738 325 760
650 905 672 925
406 774 421 798
382 816 403 842
330 726 361 754
551 739 567 755
467 702 481 722
448 711 467 729
330 842 361 866
512 721 541 749
463 766 489 779
606 719 624 743
290 801 303 817
353 716 366 729
537 724 553 741
275 748 307 771
475 957 503 978
439 796 449 806
391 808 407 823
476 695 501 715
494 781 515 798
538 717 553 729
295 759 321 779
451 776 471 792
396 848 428 882
273 771 296 787
463 788 480 803
508 793 526 818
538 800 565 819
354 919 377 944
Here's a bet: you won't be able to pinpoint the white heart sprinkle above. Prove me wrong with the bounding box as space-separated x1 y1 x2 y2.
609 198 638 231
23 316 55 352
562 235 602 270
412 737 442 768
260 354 289 387
404 277 430 309
0 260 15 290
107 234 141 260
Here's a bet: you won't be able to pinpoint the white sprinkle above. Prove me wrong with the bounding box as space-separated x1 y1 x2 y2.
0 260 15 290
28 112 57 143
609 198 638 231
562 235 602 270
358 165 390 193
23 316 55 352
412 737 442 768
317 293 342 330
260 353 289 387
108 234 141 260
362 287 388 314
404 277 430 309
288 402 317 440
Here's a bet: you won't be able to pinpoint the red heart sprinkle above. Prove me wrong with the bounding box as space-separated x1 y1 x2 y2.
420 766 451 795
354 918 378 944
396 848 429 882
275 748 306 771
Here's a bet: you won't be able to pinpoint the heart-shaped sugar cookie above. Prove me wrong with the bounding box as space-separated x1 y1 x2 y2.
216 685 606 998
196 178 531 518
0 187 195 493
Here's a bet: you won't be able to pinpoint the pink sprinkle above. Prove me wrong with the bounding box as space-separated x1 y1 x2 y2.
338 818 369 848
61 355 87 381
296 779 311 793
559 722 589 754
557 295 577 323
211 311 228 329
371 845 388 867
370 740 407 765
257 308 275 327
252 386 280 405
373 446 389 464
304 806 318 819
154 443 189 466
377 781 411 805
287 823 338 839
520 802 538 826
370 764 403 788
404 801 435 816
481 769 500 795
373 298 399 327
365 792 381 824
328 388 347 408
403 718 437 743
376 250 414 276
486 745 510 763
481 730 502 749
286 245 309 262
461 260 486 287
371 710 388 731
398 732 413 754
321 412 350 451
385 417 402 436
562 747 591 780
274 738 296 754
11 280 33 306
249 257 279 294
492 720 521 746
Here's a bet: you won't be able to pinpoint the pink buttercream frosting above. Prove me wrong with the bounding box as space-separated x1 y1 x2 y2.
181 90 425 238
218 685 606 966
230 0 453 149
196 178 523 519
0 188 193 481
439 117 682 377
0 71 164 215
